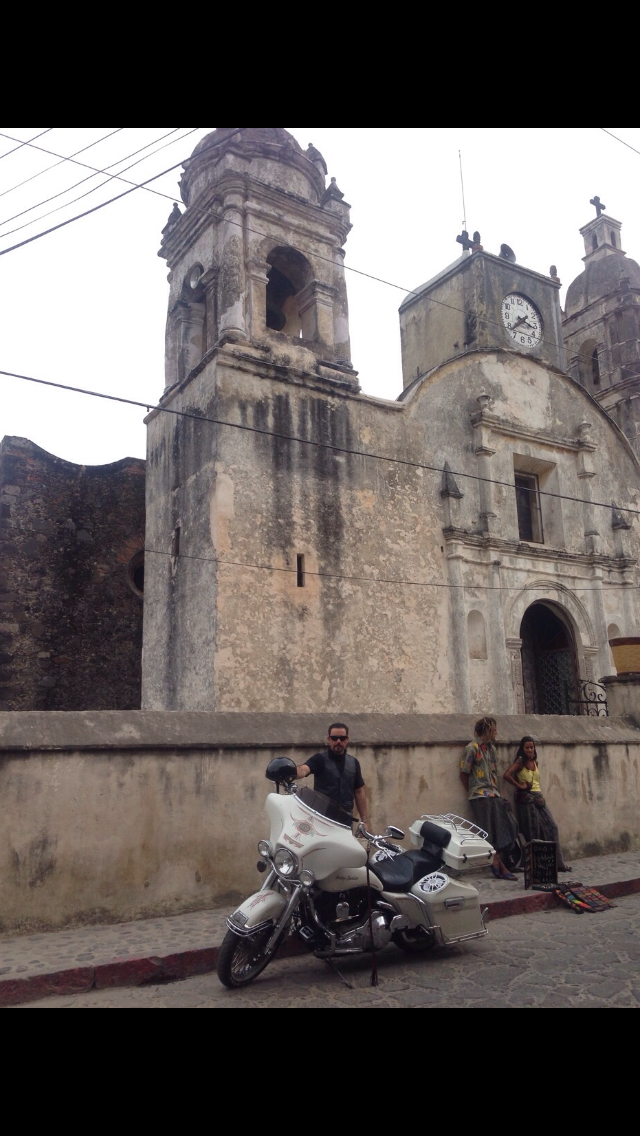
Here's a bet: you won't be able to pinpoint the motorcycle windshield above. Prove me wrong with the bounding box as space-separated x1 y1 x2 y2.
295 786 353 828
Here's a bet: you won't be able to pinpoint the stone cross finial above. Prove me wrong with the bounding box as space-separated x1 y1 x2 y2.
590 195 606 217
456 230 474 252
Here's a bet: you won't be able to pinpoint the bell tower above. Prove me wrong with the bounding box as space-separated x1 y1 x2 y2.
158 127 356 391
563 198 640 459
143 129 358 711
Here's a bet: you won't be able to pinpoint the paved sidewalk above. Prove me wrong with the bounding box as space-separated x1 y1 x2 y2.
2 849 639 1007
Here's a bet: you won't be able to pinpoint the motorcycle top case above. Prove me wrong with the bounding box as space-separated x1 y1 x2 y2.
409 814 495 871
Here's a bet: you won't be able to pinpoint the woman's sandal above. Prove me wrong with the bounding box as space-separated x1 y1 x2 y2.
490 866 518 880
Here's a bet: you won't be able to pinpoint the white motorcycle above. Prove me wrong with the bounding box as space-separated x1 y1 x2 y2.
217 757 494 989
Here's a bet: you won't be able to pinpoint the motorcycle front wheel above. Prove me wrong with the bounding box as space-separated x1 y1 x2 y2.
217 925 277 989
392 927 437 954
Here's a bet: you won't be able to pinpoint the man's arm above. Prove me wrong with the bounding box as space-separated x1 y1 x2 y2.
459 772 470 793
354 785 369 826
295 764 311 778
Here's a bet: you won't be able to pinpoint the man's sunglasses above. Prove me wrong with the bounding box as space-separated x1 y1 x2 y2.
329 735 348 742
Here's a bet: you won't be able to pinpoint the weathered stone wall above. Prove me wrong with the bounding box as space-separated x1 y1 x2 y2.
143 343 640 714
0 437 145 711
2 711 639 933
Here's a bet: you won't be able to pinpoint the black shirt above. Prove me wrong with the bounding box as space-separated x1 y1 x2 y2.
306 750 364 816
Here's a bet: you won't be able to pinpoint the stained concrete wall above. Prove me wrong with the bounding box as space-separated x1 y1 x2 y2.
2 711 640 933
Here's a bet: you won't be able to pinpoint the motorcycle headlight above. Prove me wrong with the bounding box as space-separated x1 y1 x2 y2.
299 869 315 888
257 839 273 859
274 847 299 877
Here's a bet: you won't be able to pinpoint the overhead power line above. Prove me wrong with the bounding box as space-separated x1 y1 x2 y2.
0 128 52 162
0 127 123 201
141 546 637 594
0 128 620 383
0 128 246 258
1 365 638 519
601 127 640 159
0 128 194 234
11 524 636 594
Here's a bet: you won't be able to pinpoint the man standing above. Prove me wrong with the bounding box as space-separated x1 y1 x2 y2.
296 723 369 828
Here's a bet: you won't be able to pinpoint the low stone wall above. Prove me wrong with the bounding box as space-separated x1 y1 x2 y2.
2 711 640 933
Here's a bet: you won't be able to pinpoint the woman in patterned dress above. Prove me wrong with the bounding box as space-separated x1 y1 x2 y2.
459 716 520 880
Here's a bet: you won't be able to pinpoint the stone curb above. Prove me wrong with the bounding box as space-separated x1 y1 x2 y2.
4 877 640 1008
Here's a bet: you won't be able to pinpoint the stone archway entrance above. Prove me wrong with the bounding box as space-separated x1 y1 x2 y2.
520 602 579 714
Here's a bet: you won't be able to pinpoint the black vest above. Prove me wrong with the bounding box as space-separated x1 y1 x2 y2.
312 751 358 816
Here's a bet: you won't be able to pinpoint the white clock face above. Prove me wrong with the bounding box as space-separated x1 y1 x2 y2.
501 293 543 348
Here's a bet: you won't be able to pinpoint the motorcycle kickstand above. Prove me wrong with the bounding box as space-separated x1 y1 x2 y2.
322 957 354 990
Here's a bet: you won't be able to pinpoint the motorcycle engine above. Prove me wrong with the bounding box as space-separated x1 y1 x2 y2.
313 889 392 951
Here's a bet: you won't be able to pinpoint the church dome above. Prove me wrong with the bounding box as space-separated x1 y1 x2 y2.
179 127 323 206
565 251 640 316
189 128 302 161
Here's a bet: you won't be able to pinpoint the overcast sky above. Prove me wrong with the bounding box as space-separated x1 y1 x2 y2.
1 126 639 466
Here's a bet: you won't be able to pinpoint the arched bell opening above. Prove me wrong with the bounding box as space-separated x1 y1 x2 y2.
265 247 315 338
519 601 579 714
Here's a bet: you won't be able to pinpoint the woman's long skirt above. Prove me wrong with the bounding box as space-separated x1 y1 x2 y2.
516 793 569 870
469 795 518 856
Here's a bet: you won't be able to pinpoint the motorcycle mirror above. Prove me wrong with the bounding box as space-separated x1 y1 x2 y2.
385 825 405 840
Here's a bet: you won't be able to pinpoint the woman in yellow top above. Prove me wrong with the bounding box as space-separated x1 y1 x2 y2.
504 736 571 872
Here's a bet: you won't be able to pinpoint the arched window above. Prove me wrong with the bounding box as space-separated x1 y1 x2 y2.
265 247 314 337
610 230 617 248
579 338 600 388
592 234 598 251
592 347 600 385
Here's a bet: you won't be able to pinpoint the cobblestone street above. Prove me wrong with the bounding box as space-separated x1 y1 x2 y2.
15 893 640 1008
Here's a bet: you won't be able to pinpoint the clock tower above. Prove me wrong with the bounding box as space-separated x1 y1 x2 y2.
399 240 565 387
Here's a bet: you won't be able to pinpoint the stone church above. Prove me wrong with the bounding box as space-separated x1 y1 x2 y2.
142 127 639 717
2 128 639 716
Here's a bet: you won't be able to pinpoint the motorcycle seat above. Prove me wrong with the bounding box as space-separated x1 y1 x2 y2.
368 849 443 892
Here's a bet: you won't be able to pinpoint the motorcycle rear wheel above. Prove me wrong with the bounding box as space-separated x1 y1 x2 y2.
392 927 437 954
217 925 276 988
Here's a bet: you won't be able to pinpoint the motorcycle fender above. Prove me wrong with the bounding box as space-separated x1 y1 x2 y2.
233 889 287 929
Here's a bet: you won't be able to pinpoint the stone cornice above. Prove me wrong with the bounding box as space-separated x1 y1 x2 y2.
159 171 351 268
441 526 636 571
469 409 592 453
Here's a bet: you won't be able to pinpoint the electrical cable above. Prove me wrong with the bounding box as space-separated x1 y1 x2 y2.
10 526 636 593
0 127 124 202
0 128 194 235
0 127 624 382
1 364 639 519
140 546 637 593
0 128 246 258
601 127 640 159
0 128 52 162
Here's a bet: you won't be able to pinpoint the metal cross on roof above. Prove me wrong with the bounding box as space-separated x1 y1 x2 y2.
590 195 606 217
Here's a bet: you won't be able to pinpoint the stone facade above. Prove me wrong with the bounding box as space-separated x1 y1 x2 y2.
142 128 640 716
0 437 145 711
